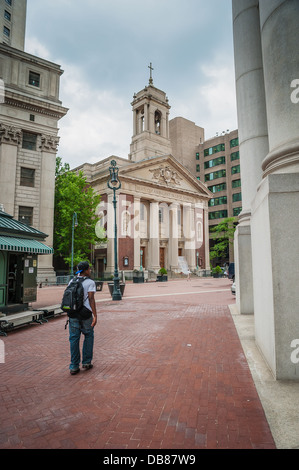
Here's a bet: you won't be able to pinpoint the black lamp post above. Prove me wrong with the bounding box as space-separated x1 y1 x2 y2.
107 160 122 301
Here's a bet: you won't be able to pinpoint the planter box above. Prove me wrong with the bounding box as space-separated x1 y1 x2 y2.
156 275 168 282
108 282 125 296
133 273 144 283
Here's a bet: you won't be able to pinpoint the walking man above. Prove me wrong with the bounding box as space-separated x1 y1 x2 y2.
68 261 97 375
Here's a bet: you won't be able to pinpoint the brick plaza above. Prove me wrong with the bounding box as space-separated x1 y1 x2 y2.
0 278 275 449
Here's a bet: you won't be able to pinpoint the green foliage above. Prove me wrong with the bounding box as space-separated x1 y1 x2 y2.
209 217 237 261
212 265 222 274
158 267 168 275
54 157 104 270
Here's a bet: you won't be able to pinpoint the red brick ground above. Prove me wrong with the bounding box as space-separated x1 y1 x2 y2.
0 278 276 449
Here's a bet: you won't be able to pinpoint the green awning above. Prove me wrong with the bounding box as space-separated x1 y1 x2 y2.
0 236 53 254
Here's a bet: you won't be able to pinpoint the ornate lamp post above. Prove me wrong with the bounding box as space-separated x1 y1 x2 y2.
196 251 199 270
70 212 78 278
107 160 122 301
140 249 143 271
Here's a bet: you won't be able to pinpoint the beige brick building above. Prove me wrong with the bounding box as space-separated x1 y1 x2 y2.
170 117 241 264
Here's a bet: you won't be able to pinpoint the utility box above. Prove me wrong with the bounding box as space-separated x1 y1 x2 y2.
22 254 38 303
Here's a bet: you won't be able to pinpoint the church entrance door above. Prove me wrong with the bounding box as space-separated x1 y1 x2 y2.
159 247 165 268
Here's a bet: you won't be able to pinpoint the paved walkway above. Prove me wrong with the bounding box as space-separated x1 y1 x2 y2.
0 278 276 449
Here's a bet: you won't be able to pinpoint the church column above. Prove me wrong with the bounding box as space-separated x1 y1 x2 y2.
183 203 196 270
232 0 269 314
169 203 179 272
133 197 141 270
144 104 149 132
148 201 160 272
250 0 299 379
133 110 137 136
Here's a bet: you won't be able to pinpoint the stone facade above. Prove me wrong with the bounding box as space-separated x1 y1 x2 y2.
0 39 68 282
0 0 27 50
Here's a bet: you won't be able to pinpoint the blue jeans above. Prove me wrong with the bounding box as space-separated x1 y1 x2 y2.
69 316 94 371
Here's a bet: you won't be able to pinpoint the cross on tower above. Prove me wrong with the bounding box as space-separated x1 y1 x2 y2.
148 62 154 85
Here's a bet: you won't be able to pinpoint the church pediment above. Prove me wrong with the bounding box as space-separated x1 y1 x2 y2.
119 155 211 198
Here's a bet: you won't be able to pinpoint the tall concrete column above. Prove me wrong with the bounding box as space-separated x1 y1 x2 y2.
250 0 299 379
232 0 269 314
260 0 299 176
148 201 160 272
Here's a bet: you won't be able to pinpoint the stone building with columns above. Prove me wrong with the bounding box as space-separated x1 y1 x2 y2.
0 0 68 283
232 0 299 380
74 78 211 278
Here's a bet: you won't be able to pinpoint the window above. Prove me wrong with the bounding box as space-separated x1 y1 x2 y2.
22 132 37 150
208 182 226 193
18 206 33 226
29 114 35 122
5 0 12 5
204 156 225 169
28 71 40 87
4 10 11 21
204 143 225 157
208 196 227 207
196 164 200 172
209 210 228 220
196 221 203 243
196 153 199 160
232 192 242 203
20 167 35 187
231 151 239 161
230 137 239 148
231 165 240 175
3 26 10 37
232 179 241 188
155 111 161 135
205 169 226 182
233 207 242 217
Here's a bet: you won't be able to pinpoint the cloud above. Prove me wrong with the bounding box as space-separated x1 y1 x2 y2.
57 63 132 168
25 0 238 166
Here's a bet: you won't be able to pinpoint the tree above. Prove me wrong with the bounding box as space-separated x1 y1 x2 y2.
209 217 237 262
54 157 104 271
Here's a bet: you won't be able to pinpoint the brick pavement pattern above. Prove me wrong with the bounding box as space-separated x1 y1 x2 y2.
0 279 276 449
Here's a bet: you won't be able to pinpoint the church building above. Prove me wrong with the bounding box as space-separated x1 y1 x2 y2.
74 69 211 278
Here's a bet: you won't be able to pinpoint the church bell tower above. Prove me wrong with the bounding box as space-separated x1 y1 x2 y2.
129 63 172 162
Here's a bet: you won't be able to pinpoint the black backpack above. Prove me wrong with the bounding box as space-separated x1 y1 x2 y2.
61 276 86 318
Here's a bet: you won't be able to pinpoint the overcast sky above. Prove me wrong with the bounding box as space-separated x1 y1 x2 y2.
25 0 237 169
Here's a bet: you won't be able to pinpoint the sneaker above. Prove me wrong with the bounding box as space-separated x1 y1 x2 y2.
82 364 93 370
70 368 80 375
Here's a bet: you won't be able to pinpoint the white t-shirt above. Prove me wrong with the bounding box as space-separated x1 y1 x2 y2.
75 276 96 311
